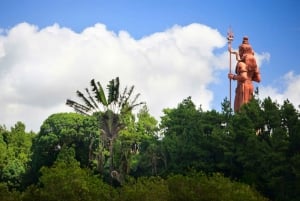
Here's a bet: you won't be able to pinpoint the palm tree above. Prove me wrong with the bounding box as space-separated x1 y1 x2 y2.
66 77 144 178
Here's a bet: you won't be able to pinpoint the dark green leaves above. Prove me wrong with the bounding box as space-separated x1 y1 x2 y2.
91 79 108 107
107 77 119 104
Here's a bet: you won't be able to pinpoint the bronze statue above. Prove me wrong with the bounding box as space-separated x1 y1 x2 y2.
228 36 261 112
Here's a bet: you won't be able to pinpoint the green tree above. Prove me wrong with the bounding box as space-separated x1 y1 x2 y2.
160 97 202 173
160 97 233 175
117 176 169 201
126 105 163 177
224 98 275 193
225 97 300 201
135 105 159 137
160 97 232 174
66 77 144 180
167 172 268 201
0 183 21 201
29 113 97 185
0 122 34 190
23 147 116 201
113 111 137 183
266 100 300 201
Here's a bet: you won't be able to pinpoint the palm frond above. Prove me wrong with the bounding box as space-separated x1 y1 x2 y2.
123 85 135 106
119 86 145 113
85 88 99 109
131 101 145 109
118 86 127 108
114 77 120 102
91 79 107 106
76 90 95 110
90 79 97 91
97 81 108 106
130 93 141 106
107 77 120 104
121 101 145 114
90 79 100 102
66 99 90 115
107 78 115 104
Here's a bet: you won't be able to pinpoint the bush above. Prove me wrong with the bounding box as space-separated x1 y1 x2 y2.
0 183 21 201
117 176 169 201
22 147 116 201
167 172 268 201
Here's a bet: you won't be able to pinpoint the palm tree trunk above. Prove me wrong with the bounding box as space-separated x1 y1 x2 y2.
109 138 114 174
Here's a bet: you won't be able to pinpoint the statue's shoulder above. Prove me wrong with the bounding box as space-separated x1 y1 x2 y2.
236 61 247 73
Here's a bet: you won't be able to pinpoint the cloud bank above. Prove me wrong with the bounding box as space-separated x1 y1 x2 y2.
260 71 300 107
0 22 293 132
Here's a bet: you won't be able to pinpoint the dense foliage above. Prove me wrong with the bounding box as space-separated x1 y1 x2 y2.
1 79 300 201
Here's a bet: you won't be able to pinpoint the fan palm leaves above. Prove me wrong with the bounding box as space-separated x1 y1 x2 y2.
66 77 144 115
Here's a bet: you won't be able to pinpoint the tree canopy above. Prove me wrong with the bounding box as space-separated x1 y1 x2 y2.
1 78 300 201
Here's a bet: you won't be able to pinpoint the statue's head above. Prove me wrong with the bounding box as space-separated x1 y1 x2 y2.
238 36 257 71
239 36 253 58
242 36 249 44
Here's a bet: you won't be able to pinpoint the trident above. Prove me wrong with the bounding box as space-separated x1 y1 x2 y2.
227 27 234 110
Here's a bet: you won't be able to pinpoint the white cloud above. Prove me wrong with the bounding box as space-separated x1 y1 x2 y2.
1 22 276 132
256 52 270 68
281 71 300 106
259 71 300 108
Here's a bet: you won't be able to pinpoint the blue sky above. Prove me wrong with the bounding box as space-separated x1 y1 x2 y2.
0 0 299 131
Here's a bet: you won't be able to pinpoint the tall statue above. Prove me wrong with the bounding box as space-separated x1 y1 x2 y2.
228 36 261 112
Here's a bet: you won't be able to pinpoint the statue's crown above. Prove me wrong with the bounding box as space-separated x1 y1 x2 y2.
242 36 249 44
